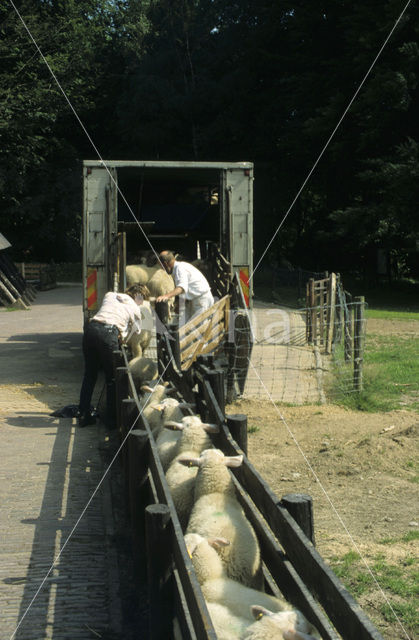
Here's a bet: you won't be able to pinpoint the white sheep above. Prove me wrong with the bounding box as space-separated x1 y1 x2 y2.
128 356 158 390
241 606 320 640
126 300 153 358
126 264 160 286
206 602 249 640
165 422 219 528
156 413 203 471
184 534 297 623
146 268 175 320
142 397 193 439
139 381 174 408
146 268 175 298
181 449 263 589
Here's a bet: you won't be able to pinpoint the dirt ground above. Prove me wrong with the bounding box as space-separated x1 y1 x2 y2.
226 317 418 640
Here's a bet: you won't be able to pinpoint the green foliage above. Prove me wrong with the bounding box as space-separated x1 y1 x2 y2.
1 0 419 274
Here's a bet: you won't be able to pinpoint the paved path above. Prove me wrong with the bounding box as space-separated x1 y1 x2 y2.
0 287 124 640
243 302 324 404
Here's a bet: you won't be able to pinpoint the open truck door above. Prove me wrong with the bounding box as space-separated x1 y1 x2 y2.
82 164 124 322
221 165 253 308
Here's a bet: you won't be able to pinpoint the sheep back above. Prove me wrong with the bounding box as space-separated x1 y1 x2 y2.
165 452 199 529
128 356 158 389
187 493 262 589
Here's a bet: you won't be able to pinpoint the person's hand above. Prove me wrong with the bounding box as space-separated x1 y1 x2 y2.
156 294 169 303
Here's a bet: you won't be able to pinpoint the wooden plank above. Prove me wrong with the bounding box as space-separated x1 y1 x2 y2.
145 504 175 640
180 324 225 369
179 303 228 370
179 304 227 350
178 295 229 339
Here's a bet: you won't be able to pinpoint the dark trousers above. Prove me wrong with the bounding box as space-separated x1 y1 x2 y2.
79 320 119 427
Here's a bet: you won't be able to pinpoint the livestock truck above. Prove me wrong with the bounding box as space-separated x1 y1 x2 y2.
82 160 254 322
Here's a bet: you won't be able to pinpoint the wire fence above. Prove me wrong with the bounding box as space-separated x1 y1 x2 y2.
227 275 367 405
140 272 367 406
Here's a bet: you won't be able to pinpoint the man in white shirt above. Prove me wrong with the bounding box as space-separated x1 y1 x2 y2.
78 283 149 428
156 250 214 324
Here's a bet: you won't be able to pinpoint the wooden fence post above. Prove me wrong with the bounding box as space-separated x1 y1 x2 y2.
155 300 170 326
226 414 248 456
281 493 315 545
344 292 353 362
128 428 149 572
205 367 225 417
115 364 129 434
145 504 173 640
121 398 138 508
326 273 336 354
353 296 365 392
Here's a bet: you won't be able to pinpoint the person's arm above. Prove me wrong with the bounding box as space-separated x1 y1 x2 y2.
156 286 184 303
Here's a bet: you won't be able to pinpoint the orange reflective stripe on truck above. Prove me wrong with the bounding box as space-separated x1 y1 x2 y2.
87 268 98 309
239 267 249 307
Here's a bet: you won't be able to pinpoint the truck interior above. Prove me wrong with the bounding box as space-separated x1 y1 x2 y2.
116 167 221 265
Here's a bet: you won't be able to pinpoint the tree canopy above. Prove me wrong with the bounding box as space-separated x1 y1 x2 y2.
0 0 418 278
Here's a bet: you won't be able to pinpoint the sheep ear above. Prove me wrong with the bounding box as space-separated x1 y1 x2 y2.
251 605 273 621
163 421 184 431
202 423 220 434
140 384 154 393
178 456 200 468
224 454 243 468
208 537 230 549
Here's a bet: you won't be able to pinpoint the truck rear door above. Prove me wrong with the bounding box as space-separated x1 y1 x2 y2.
83 164 118 321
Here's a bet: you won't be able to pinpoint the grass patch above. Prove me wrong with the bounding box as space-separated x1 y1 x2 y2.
329 550 419 636
366 308 419 321
248 424 260 434
330 332 419 412
380 530 419 545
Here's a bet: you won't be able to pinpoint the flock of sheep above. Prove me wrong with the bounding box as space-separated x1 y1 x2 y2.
130 381 322 640
122 260 321 639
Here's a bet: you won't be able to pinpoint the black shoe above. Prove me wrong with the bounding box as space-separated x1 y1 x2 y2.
78 412 96 428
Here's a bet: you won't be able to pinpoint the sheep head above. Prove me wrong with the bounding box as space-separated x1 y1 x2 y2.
178 448 242 468
250 606 319 640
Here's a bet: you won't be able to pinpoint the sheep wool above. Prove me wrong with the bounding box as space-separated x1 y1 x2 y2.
128 356 158 390
127 300 153 358
126 264 160 286
184 449 263 589
139 382 172 408
157 414 203 471
165 422 218 528
206 602 249 640
185 535 292 623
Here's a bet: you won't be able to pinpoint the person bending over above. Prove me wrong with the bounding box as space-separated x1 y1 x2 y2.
156 250 214 324
78 283 149 428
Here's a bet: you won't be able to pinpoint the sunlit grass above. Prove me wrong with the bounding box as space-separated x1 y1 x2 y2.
329 549 419 635
330 331 419 412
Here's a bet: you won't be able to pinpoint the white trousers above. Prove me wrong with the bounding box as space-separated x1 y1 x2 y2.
179 291 214 325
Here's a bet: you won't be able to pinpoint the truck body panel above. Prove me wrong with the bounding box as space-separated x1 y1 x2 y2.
82 160 253 321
